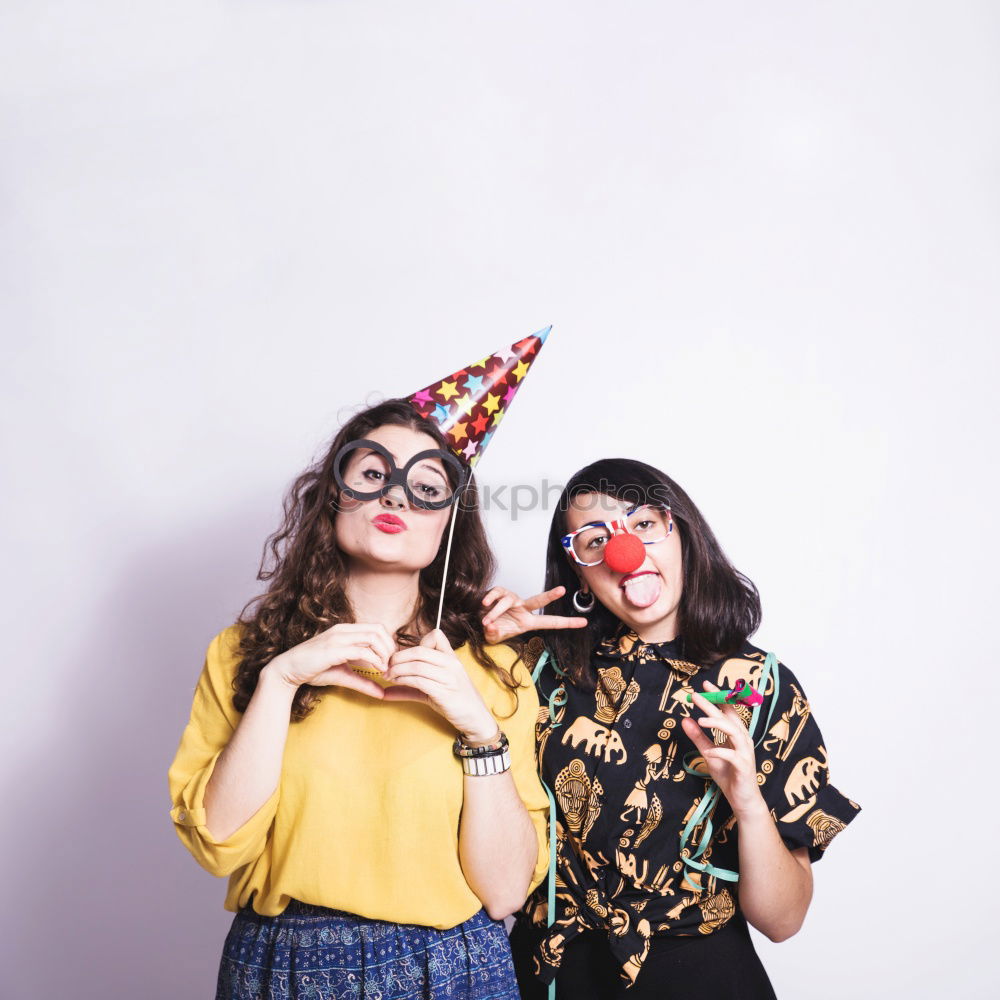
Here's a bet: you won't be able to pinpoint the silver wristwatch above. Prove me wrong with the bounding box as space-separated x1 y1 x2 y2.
459 749 511 776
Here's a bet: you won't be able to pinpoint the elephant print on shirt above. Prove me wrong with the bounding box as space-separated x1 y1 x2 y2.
783 746 828 807
716 655 775 698
562 716 628 764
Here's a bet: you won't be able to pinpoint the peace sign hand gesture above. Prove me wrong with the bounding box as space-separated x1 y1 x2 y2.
481 585 589 644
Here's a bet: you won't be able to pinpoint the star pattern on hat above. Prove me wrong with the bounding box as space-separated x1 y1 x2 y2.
405 326 551 466
463 373 486 395
438 380 459 402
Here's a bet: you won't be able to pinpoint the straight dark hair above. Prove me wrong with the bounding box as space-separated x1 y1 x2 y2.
539 458 761 689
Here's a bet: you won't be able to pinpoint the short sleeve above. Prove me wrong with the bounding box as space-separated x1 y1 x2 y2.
753 660 860 862
486 645 551 895
167 627 279 877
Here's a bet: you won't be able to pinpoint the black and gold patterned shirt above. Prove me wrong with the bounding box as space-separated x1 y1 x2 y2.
518 630 860 988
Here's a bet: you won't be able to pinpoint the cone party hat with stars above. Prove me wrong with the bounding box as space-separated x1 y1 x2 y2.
407 326 551 467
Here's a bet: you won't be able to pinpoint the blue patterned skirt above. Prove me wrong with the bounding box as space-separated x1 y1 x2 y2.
216 900 521 1000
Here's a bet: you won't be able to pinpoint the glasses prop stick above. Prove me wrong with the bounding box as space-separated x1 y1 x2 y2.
403 327 553 630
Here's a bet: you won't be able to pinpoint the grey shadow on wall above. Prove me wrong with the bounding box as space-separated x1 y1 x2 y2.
2 496 279 1000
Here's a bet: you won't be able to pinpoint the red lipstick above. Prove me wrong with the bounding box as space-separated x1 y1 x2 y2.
373 513 406 534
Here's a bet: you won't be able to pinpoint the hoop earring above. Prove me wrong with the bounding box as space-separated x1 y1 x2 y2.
572 589 595 613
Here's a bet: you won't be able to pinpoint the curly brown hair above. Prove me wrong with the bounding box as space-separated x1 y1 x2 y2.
233 398 516 721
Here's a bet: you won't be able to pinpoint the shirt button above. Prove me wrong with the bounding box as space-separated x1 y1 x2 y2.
178 810 187 821
623 719 632 729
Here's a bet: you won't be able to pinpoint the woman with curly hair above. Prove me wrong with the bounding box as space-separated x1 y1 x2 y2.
168 398 549 1000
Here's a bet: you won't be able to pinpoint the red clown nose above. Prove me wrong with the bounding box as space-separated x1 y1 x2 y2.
603 533 645 574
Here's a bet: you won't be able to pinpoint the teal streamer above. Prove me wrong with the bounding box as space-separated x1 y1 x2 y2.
531 646 563 1000
678 652 781 887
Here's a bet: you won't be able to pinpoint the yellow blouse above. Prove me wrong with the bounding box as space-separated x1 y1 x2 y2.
168 626 550 928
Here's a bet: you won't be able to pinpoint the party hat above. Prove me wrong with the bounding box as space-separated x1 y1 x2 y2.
407 326 551 467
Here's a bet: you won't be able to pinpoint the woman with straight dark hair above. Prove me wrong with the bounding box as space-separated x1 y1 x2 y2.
482 458 860 998
168 398 549 1000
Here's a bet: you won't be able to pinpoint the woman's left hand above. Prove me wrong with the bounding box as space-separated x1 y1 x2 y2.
681 680 765 818
382 629 498 743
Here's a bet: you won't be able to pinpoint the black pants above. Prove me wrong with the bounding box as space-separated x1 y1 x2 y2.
509 917 777 1000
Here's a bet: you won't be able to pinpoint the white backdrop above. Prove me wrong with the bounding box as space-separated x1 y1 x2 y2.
2 2 997 998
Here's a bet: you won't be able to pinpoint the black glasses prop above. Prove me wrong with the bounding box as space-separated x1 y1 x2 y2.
332 438 468 511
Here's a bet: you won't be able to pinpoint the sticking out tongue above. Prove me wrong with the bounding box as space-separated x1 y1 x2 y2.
622 572 662 609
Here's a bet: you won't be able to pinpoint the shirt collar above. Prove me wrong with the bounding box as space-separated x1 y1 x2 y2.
595 627 701 677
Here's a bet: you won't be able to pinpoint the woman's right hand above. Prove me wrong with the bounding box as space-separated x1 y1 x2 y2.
264 622 396 698
481 585 589 643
